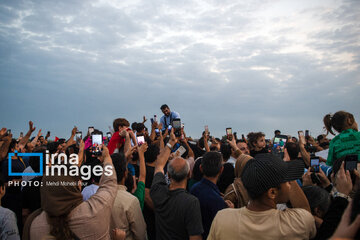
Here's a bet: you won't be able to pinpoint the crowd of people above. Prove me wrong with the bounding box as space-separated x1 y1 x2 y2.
0 106 359 240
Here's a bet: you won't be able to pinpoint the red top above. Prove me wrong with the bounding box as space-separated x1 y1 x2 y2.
107 131 125 155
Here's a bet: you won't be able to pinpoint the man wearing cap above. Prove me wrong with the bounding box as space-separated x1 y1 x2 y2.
207 153 316 240
159 104 180 132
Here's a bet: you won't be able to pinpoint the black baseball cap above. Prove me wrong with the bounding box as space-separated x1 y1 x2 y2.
241 153 304 198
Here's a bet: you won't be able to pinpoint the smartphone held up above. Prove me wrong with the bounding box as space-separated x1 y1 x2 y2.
226 128 232 141
91 133 103 155
172 118 182 137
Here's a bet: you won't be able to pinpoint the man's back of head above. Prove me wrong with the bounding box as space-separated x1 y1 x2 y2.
111 153 127 184
167 157 189 183
201 151 223 178
285 142 300 160
241 153 304 201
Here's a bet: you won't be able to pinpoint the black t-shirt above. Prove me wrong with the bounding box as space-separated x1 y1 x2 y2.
217 162 235 193
144 164 156 240
150 172 203 240
145 165 155 188
22 176 42 212
250 147 270 157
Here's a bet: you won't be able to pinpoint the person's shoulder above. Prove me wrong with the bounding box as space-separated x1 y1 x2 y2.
181 190 200 204
153 171 165 182
0 206 17 219
172 111 180 117
215 207 241 219
190 180 202 193
280 208 314 224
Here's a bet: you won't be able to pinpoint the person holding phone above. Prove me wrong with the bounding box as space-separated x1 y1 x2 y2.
159 104 180 133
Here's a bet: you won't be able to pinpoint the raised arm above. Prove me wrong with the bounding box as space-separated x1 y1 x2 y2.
138 143 148 184
298 132 310 167
149 121 157 142
154 129 177 174
227 134 242 158
203 132 210 152
18 121 36 150
288 180 311 212
0 134 12 162
30 129 42 148
158 123 164 150
63 127 77 151
77 140 85 167
121 129 131 154
181 131 194 159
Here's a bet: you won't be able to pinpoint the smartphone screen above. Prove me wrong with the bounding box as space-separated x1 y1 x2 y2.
7 129 11 135
226 128 232 140
92 134 102 155
155 128 160 136
310 158 320 173
175 146 186 156
88 127 95 135
298 131 304 137
137 136 145 146
305 130 309 138
226 128 232 135
345 155 358 171
172 119 181 137
273 136 287 153
172 119 181 129
76 131 82 144
107 132 112 139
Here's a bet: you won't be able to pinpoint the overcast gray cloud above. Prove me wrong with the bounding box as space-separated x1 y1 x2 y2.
0 0 359 139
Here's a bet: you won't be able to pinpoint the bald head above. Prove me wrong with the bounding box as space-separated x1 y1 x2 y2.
167 157 189 182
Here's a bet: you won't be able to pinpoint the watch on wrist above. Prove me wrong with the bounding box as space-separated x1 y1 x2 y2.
166 143 173 149
332 191 350 200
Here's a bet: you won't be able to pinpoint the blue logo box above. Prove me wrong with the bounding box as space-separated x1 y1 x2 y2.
8 151 43 176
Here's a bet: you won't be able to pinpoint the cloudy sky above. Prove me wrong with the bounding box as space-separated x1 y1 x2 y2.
0 0 359 139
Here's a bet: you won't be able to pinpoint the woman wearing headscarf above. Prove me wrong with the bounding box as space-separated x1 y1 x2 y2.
224 154 253 208
23 146 117 240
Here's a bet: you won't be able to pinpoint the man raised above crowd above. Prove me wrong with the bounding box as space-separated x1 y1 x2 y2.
159 104 180 132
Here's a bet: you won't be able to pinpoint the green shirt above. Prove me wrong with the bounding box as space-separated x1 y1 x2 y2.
326 129 360 166
132 181 145 210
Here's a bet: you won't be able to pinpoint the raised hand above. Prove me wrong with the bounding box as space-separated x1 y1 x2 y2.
79 139 85 150
335 162 353 196
125 146 137 161
316 167 331 188
302 169 315 187
119 129 128 137
71 126 77 136
29 121 36 132
0 128 6 137
138 142 148 154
